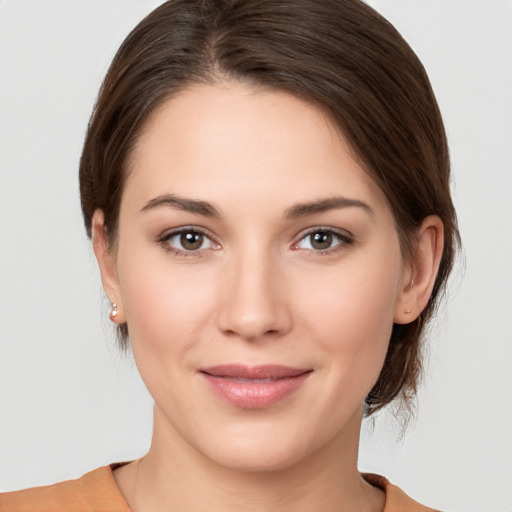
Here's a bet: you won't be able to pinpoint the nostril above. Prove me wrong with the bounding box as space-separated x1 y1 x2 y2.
216 265 292 340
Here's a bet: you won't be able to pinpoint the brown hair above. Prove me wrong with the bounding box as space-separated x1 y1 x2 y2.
79 0 460 415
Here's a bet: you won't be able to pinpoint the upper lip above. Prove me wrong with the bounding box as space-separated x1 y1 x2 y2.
200 364 311 380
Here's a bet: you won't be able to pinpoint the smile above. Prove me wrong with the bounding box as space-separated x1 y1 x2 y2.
199 365 312 409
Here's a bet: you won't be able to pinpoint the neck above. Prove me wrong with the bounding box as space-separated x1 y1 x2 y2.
114 406 384 512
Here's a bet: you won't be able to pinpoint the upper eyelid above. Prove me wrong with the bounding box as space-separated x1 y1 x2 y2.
295 226 354 241
159 225 216 241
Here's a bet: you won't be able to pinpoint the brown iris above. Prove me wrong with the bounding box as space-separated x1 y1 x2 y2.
180 231 204 250
310 231 333 250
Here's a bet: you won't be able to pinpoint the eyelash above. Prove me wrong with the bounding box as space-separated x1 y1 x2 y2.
291 227 355 256
157 226 355 257
158 227 220 258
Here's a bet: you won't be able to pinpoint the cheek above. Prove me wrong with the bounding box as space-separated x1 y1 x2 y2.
115 244 217 361
296 250 402 383
115 255 223 418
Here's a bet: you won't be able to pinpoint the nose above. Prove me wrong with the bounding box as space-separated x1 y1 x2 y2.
216 248 292 342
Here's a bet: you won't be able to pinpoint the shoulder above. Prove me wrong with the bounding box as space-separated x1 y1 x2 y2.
0 465 130 512
1 467 444 512
364 473 443 512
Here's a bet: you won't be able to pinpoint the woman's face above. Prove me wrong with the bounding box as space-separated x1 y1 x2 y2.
100 82 412 471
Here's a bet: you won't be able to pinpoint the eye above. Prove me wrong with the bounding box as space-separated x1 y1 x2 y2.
159 227 219 254
293 228 354 254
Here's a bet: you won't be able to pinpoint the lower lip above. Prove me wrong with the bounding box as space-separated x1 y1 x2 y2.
201 372 311 409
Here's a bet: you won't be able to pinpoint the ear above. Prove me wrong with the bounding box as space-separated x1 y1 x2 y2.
394 215 444 325
91 209 126 324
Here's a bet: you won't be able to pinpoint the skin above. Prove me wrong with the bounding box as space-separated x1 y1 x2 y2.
93 82 444 512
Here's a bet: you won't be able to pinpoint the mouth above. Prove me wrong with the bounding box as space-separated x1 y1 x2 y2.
199 365 312 409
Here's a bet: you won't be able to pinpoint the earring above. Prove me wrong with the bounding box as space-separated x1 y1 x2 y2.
405 309 412 314
109 302 118 321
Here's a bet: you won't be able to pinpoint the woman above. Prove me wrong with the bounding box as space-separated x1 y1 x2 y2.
0 0 459 510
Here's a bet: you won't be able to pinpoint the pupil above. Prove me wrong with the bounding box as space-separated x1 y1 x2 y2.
181 232 203 250
311 232 332 250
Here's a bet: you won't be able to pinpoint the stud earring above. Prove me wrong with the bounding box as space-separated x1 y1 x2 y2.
405 309 412 314
109 303 118 321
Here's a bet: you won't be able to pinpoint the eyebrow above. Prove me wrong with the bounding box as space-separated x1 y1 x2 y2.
284 196 374 220
141 194 221 217
141 194 373 219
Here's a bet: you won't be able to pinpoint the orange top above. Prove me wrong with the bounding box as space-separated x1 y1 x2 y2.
0 464 440 512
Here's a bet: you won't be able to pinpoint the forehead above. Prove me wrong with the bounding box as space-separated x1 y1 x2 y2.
124 82 391 218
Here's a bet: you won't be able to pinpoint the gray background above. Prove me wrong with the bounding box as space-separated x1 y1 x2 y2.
1 1 511 511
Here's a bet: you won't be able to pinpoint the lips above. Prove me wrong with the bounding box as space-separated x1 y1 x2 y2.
199 365 312 409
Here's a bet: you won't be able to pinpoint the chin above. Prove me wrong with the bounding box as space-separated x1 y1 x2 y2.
208 444 307 474
194 421 321 474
